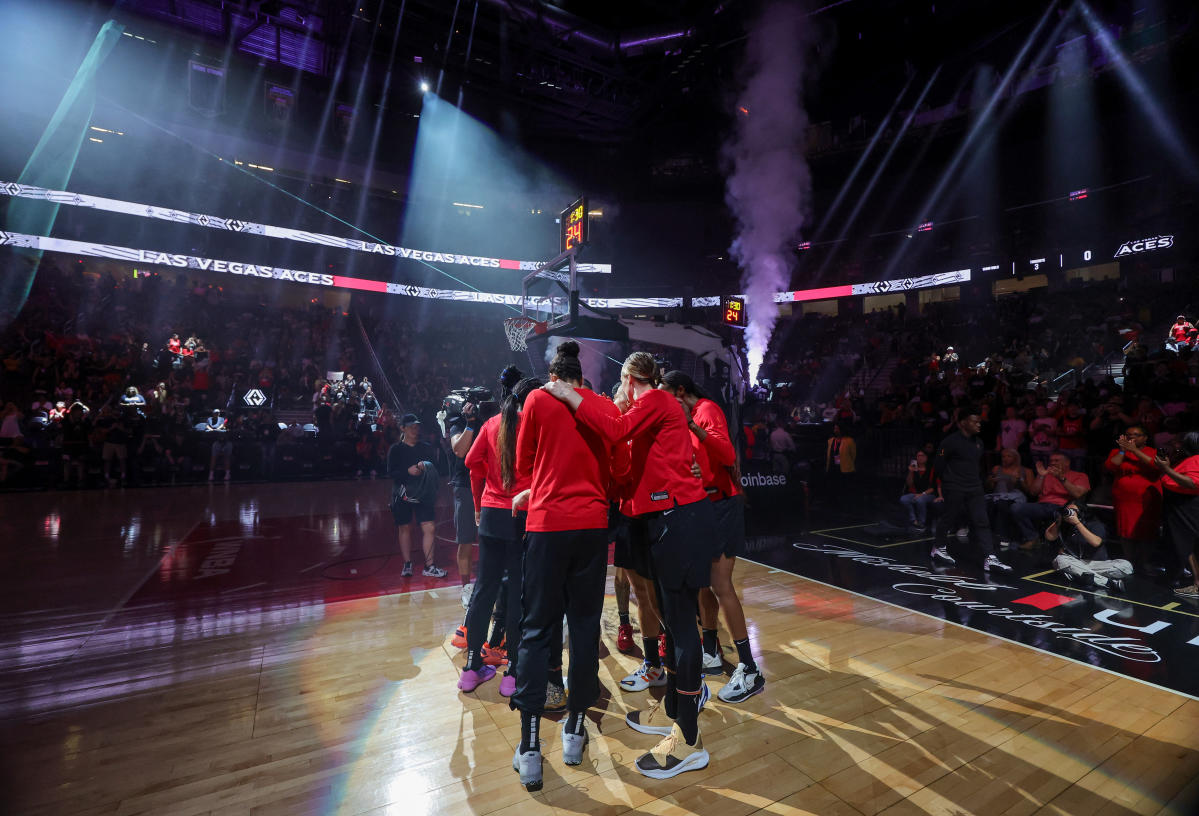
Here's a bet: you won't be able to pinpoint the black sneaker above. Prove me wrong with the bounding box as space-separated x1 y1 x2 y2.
401 561 413 577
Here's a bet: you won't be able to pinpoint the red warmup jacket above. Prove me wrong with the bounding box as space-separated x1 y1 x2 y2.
464 413 529 511
516 388 622 532
690 432 715 494
691 398 739 499
576 387 708 517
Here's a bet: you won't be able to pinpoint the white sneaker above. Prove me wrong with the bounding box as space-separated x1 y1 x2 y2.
423 564 448 578
461 582 474 609
930 546 956 565
561 721 588 766
512 747 542 791
718 663 765 703
701 649 723 675
620 660 667 692
984 555 1013 572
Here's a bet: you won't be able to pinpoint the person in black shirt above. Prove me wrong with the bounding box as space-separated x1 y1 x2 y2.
387 413 446 578
60 403 91 487
932 408 1012 572
449 401 479 609
97 408 130 487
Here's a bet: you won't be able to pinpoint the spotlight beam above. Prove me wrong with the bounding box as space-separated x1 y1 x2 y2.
435 0 462 97
457 1 480 109
880 1 1061 281
1077 0 1198 182
809 74 914 243
810 67 941 284
345 0 400 281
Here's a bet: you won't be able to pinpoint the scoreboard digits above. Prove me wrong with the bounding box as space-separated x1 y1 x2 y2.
560 196 589 253
722 295 747 328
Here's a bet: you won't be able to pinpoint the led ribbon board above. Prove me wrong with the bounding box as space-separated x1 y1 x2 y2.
0 181 612 274
0 229 971 310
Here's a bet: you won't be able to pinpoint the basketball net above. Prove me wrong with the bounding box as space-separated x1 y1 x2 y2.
503 316 544 352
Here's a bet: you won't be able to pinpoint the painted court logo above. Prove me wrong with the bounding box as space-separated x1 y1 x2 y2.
792 541 1165 664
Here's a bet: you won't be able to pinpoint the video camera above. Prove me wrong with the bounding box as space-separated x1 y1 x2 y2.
437 386 498 436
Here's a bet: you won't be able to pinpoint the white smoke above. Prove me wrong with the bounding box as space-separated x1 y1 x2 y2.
724 1 811 384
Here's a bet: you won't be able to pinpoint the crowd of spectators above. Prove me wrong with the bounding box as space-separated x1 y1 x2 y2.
741 274 1199 595
0 258 387 487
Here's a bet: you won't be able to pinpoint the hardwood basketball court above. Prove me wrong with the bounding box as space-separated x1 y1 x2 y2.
1 480 1196 815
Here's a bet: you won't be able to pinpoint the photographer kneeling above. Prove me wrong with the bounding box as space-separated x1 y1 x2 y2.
1047 501 1132 592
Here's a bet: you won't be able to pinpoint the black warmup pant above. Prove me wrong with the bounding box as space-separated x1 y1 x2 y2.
934 488 994 556
465 512 526 673
513 528 608 715
647 499 716 708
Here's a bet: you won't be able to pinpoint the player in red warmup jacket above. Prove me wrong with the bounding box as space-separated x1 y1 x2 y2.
457 377 542 696
542 351 715 781
660 371 765 703
508 342 623 790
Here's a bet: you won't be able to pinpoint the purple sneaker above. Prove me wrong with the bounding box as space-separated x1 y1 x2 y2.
499 673 517 697
458 665 496 692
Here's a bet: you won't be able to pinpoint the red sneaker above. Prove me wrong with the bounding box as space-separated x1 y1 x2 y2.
658 632 666 659
451 625 467 649
617 623 634 653
482 644 508 666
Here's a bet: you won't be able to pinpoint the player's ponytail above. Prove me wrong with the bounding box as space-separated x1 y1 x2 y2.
498 377 543 490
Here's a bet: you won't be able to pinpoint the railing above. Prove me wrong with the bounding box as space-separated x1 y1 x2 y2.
1048 350 1124 394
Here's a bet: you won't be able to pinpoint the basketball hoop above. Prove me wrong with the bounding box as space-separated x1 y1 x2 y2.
503 316 545 351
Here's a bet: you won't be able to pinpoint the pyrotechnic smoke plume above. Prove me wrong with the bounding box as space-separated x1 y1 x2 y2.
724 1 811 383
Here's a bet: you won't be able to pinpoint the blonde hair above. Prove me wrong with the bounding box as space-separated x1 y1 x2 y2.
622 352 660 387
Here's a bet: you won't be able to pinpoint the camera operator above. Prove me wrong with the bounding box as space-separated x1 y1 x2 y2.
205 409 233 482
361 386 380 426
449 397 481 609
1047 501 1131 592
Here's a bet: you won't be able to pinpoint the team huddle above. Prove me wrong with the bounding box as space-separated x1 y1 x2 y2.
449 342 764 790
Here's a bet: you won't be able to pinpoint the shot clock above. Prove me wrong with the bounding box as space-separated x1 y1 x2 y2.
722 295 747 328
560 196 589 253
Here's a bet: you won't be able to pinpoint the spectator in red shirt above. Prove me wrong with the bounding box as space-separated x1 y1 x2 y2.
1155 432 1199 598
1104 426 1160 546
1010 452 1091 549
1056 402 1087 472
541 351 714 781
1168 315 1193 350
